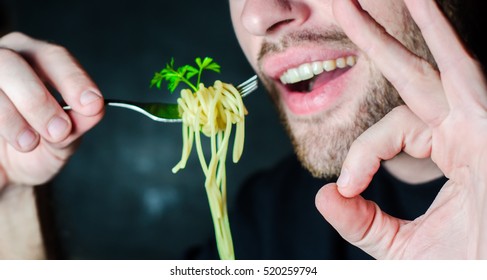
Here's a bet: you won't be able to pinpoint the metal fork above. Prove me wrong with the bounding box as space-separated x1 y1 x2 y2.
62 75 258 123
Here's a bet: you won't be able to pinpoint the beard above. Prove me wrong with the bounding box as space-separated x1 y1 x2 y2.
264 67 402 178
257 20 433 179
287 74 401 178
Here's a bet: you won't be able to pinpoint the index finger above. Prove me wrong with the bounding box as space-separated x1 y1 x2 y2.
332 0 449 127
0 32 104 116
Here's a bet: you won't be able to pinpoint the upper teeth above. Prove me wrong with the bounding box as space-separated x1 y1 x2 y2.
280 56 357 85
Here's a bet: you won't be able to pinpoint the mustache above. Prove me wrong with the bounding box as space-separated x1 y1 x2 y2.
257 28 357 64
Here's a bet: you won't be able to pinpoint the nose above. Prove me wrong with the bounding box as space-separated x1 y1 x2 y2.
240 0 310 36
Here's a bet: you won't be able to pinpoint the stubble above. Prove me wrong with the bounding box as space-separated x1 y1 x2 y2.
257 18 433 179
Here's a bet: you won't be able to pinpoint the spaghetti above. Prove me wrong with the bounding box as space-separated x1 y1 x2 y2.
172 80 247 260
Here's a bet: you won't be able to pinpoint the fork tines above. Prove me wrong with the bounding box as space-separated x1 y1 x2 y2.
236 75 258 98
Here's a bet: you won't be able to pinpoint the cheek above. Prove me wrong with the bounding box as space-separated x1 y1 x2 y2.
230 3 261 71
359 0 409 37
243 41 262 72
234 30 261 72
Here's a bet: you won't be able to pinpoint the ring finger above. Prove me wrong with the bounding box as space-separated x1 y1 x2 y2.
0 88 39 151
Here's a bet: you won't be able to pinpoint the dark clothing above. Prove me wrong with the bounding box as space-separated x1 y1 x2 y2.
195 154 446 259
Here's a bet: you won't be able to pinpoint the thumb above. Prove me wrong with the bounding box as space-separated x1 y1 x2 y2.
315 183 406 259
52 108 104 150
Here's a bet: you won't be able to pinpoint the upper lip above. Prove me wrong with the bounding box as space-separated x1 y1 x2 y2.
260 46 357 81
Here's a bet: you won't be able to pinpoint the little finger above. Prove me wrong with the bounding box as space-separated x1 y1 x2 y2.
404 0 487 111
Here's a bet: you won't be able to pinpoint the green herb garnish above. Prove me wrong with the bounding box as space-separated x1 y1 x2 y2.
150 57 220 93
150 56 237 260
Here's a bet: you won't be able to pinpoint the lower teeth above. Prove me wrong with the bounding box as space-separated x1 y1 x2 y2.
307 78 316 92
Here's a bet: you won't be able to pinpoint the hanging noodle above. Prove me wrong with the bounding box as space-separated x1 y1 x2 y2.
172 80 247 260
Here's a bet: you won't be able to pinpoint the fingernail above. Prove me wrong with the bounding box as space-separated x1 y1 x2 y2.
337 168 350 188
80 90 102 106
48 116 70 140
18 129 37 149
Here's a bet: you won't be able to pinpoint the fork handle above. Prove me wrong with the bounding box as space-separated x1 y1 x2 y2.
60 98 137 110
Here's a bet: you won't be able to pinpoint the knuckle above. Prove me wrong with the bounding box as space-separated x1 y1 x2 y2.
1 32 67 58
0 47 22 65
0 108 15 126
22 92 51 113
0 31 30 44
389 105 411 119
40 44 82 75
398 58 439 93
0 108 22 139
41 43 70 59
349 133 371 156
64 69 91 88
351 134 369 150
388 106 409 121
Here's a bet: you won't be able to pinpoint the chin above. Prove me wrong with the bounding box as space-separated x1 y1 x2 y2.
265 68 404 179
284 108 359 179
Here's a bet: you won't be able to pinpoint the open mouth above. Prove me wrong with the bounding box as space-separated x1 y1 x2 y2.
279 56 356 93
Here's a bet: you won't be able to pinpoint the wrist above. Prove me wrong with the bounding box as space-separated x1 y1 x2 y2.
0 184 45 259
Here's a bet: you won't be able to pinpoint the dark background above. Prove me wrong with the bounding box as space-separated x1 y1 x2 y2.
3 0 485 260
2 0 293 259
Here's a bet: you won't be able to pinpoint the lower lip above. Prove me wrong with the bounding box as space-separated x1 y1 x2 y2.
279 68 352 115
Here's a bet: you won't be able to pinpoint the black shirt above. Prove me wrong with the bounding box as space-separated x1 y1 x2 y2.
194 154 446 259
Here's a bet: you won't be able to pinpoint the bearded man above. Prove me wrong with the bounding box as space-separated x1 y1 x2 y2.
0 0 486 259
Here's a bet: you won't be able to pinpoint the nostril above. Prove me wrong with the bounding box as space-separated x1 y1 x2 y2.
267 19 294 33
240 0 307 36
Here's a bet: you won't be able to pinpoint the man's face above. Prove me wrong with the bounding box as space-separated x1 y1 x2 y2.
229 0 432 178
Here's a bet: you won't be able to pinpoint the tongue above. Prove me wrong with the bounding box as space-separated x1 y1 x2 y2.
285 68 350 93
310 68 348 91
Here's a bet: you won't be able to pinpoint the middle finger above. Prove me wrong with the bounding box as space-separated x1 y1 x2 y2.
0 48 72 143
332 0 449 127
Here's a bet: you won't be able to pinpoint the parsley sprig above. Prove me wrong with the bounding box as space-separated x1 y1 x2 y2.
151 57 221 93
